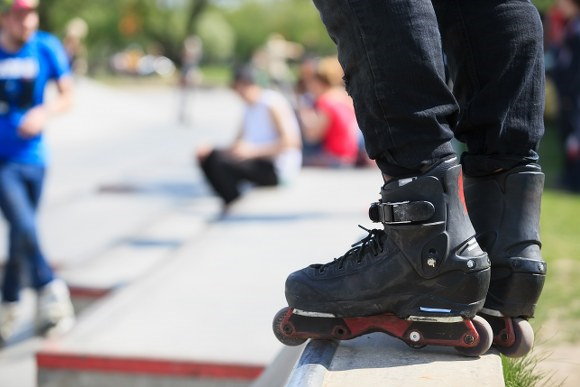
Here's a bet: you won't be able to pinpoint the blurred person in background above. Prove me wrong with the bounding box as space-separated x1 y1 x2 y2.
297 56 359 167
550 0 580 192
178 35 203 124
196 65 301 211
0 0 74 345
252 33 304 91
63 17 89 77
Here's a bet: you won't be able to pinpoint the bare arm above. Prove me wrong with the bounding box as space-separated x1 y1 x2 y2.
18 76 74 138
298 107 329 143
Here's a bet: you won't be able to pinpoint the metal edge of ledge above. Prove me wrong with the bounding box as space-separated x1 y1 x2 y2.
285 340 339 387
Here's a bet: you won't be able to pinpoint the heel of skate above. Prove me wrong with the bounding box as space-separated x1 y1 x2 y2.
479 309 534 358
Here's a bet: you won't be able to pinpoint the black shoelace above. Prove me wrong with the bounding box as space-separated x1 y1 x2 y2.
318 226 385 273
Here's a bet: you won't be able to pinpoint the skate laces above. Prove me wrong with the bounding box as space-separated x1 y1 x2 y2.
318 226 385 273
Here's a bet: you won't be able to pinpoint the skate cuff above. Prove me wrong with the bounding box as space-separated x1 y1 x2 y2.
369 201 435 224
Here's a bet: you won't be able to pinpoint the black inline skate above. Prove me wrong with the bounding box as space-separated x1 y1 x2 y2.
273 156 494 356
464 163 547 357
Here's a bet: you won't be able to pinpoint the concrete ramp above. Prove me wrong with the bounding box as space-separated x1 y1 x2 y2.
286 335 504 387
35 169 382 386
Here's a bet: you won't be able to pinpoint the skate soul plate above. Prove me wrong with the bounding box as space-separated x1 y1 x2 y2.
273 307 493 357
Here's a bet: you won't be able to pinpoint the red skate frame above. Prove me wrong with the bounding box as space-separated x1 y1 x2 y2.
279 309 482 349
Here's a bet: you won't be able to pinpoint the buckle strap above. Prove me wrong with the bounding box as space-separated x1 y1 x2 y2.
369 201 435 224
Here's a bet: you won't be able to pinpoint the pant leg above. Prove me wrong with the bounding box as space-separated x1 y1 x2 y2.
20 164 53 290
199 150 243 204
0 163 53 302
231 158 278 187
312 0 458 177
433 0 545 176
199 150 278 204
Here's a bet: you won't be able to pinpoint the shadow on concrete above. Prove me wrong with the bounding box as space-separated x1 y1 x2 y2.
217 212 328 224
120 238 184 249
97 181 210 199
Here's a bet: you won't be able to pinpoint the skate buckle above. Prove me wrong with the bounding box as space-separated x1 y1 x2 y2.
369 201 435 224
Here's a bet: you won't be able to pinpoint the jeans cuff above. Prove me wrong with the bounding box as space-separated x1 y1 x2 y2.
461 152 540 177
375 141 456 177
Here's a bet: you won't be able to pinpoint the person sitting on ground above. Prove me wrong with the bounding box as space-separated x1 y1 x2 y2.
196 65 302 210
297 57 359 167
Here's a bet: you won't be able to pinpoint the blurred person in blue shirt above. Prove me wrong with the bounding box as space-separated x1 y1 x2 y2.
0 0 74 345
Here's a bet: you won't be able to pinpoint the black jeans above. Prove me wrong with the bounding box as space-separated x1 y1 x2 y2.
199 150 278 205
313 0 545 177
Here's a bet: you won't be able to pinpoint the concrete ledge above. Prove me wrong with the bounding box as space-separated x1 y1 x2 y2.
286 334 504 387
286 340 338 387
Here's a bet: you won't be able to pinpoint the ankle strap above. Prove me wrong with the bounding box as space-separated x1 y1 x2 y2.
369 201 435 224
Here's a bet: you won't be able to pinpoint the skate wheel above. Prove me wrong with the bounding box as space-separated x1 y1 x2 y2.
272 308 306 346
497 318 534 358
455 315 493 357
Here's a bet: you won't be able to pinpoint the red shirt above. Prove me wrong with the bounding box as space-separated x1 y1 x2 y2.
315 93 358 163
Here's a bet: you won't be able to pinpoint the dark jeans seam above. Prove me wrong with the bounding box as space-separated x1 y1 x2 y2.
344 0 395 148
453 0 482 140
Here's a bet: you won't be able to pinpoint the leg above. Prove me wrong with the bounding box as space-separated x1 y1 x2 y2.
228 158 278 187
199 150 244 204
434 0 545 175
313 0 458 176
199 150 278 204
0 163 53 303
277 0 493 356
20 164 54 291
435 0 546 356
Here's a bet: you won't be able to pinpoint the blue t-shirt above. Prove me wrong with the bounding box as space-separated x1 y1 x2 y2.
0 31 70 165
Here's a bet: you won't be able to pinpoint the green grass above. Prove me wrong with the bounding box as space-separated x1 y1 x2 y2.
530 124 580 343
533 189 580 342
501 121 580 385
503 353 564 387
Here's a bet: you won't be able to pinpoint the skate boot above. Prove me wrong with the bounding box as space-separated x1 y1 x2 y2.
36 279 75 337
464 163 547 358
0 302 19 346
273 156 494 356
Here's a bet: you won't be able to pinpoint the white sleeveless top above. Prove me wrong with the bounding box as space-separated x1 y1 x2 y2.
242 89 302 183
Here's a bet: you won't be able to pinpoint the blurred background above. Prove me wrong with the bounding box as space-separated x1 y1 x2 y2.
0 0 578 386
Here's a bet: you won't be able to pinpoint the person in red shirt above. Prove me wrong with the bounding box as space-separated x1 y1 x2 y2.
298 57 358 167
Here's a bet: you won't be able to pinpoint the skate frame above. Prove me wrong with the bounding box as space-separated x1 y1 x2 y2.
281 308 482 349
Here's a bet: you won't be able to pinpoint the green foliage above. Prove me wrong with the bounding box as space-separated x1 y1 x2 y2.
36 0 557 69
533 0 555 13
197 10 235 62
38 0 211 70
223 0 335 60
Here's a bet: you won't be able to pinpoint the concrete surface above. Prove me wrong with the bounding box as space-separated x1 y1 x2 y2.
35 168 381 386
322 334 504 386
0 79 243 387
285 334 504 387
